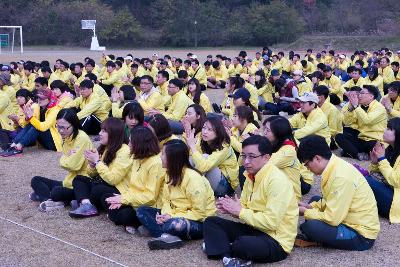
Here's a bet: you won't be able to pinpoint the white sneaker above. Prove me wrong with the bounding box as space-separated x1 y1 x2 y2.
38 200 65 212
125 226 137 235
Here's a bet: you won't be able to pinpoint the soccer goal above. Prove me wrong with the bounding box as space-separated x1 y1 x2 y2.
0 26 23 54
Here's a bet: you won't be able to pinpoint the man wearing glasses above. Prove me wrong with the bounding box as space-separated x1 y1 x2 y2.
203 135 298 266
336 85 387 160
137 75 164 117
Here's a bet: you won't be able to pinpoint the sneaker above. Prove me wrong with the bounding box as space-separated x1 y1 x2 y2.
70 200 79 211
29 192 41 202
38 200 65 212
125 226 137 235
68 203 99 218
357 152 370 161
148 233 183 250
1 147 23 157
294 233 319 248
137 225 151 237
201 241 206 253
223 257 252 267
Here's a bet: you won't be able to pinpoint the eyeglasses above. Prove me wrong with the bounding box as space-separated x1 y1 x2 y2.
56 124 72 131
359 91 371 95
240 154 265 161
140 82 152 85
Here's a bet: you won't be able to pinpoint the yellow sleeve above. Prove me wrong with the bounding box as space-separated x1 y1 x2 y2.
29 107 59 132
64 97 82 109
76 96 102 120
304 176 354 226
191 147 228 173
378 159 400 188
239 176 295 232
230 135 242 153
354 106 386 125
59 140 92 172
330 77 342 95
288 113 301 129
269 147 297 169
95 149 132 186
101 72 119 85
389 108 400 118
111 102 123 118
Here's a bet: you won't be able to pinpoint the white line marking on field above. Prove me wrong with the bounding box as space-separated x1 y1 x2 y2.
0 215 128 267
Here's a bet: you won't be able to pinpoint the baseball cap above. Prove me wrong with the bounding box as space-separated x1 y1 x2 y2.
124 56 133 60
233 88 251 101
293 70 303 76
190 55 197 59
271 69 280 77
297 92 319 104
339 54 346 59
323 66 332 72
1 65 11 71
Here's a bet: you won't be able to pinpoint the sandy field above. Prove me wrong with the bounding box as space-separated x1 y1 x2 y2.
0 49 399 266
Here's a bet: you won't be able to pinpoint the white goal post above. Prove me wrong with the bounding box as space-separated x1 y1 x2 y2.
0 26 23 54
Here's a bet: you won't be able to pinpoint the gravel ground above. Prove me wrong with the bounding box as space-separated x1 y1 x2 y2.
1 66 399 267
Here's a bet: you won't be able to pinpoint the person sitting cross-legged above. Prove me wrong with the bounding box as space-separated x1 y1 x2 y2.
203 135 298 266
296 135 380 250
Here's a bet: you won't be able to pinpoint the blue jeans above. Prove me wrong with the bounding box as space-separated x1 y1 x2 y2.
365 175 393 218
13 124 56 150
302 195 375 251
136 206 203 239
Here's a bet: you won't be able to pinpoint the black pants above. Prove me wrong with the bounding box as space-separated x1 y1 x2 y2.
80 115 101 135
31 176 75 202
335 128 377 158
203 216 287 263
239 166 246 190
300 177 312 195
91 183 141 227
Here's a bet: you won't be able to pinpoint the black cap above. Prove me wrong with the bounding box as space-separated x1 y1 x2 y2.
233 88 251 101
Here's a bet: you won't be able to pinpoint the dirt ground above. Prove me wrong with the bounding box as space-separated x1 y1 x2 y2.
0 49 399 266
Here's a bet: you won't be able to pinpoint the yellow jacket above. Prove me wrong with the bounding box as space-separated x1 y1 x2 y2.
163 90 194 121
320 100 343 136
269 144 302 201
369 156 400 223
192 66 207 86
349 100 387 141
240 162 299 253
320 75 343 100
138 89 165 114
0 90 13 131
380 66 395 84
244 83 259 108
2 85 18 114
364 76 384 96
59 130 94 188
257 83 274 103
214 67 229 81
93 84 111 112
88 144 133 193
161 168 216 221
21 73 36 91
305 155 380 240
342 77 365 92
190 93 212 113
230 123 258 155
121 154 166 208
289 107 331 145
29 106 62 151
382 95 400 118
100 70 124 88
192 143 239 189
65 91 109 121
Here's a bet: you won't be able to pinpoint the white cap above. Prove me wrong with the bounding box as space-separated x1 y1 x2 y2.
152 53 159 57
298 92 319 104
190 54 198 59
339 54 346 59
293 69 303 76
124 56 133 60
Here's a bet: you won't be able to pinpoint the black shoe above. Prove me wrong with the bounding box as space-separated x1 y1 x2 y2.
1 147 23 157
212 103 222 113
148 233 184 250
